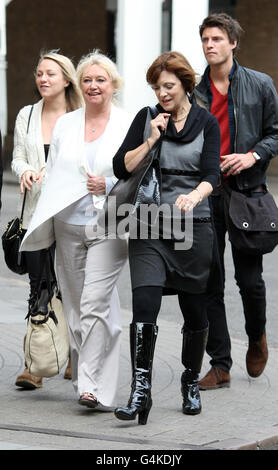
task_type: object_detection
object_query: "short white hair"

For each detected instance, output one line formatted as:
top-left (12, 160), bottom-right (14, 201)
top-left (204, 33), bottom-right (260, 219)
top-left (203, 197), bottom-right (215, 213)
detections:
top-left (76, 49), bottom-right (123, 99)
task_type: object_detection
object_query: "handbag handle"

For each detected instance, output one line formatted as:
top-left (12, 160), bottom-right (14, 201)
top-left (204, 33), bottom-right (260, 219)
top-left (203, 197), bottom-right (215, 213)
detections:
top-left (37, 249), bottom-right (57, 298)
top-left (28, 249), bottom-right (59, 325)
top-left (20, 189), bottom-right (27, 221)
top-left (20, 105), bottom-right (34, 222)
top-left (147, 106), bottom-right (165, 159)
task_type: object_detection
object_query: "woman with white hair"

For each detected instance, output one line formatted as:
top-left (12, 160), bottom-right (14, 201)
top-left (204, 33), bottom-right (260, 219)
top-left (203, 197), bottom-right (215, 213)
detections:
top-left (12, 50), bottom-right (83, 390)
top-left (21, 50), bottom-right (133, 410)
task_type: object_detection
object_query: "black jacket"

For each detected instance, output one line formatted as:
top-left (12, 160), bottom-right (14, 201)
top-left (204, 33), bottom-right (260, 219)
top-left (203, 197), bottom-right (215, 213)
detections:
top-left (194, 60), bottom-right (278, 190)
top-left (0, 130), bottom-right (2, 210)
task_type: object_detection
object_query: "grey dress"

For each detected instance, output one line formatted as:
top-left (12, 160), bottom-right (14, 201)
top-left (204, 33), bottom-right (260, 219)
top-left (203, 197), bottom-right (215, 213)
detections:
top-left (113, 101), bottom-right (221, 294)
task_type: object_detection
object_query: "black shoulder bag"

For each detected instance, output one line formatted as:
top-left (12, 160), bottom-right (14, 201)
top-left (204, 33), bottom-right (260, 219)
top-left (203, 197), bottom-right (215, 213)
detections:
top-left (222, 178), bottom-right (278, 255)
top-left (2, 105), bottom-right (34, 274)
top-left (102, 106), bottom-right (163, 232)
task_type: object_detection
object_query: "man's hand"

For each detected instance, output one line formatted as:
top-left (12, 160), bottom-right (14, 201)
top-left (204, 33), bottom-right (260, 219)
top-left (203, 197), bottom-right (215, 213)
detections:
top-left (220, 152), bottom-right (256, 176)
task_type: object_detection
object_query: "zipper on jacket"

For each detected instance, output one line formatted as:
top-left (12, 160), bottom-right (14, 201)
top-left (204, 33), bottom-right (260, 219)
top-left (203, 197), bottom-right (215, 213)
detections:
top-left (230, 85), bottom-right (237, 153)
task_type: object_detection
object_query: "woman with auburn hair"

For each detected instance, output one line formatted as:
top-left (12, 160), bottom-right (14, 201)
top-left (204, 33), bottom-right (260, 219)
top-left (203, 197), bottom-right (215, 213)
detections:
top-left (21, 50), bottom-right (133, 410)
top-left (113, 51), bottom-right (221, 424)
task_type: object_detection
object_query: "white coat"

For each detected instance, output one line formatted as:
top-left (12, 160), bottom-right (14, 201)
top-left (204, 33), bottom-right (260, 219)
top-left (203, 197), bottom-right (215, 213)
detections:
top-left (21, 104), bottom-right (133, 251)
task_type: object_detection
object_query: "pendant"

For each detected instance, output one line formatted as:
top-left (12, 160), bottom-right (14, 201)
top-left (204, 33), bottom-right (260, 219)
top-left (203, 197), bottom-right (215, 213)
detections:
top-left (91, 127), bottom-right (96, 133)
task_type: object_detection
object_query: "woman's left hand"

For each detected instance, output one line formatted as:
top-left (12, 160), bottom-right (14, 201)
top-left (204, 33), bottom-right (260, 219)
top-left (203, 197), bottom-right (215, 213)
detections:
top-left (87, 173), bottom-right (106, 195)
top-left (175, 192), bottom-right (199, 213)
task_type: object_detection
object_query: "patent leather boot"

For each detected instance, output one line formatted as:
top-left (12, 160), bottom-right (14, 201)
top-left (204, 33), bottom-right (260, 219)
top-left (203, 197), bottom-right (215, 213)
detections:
top-left (114, 323), bottom-right (158, 425)
top-left (181, 325), bottom-right (208, 415)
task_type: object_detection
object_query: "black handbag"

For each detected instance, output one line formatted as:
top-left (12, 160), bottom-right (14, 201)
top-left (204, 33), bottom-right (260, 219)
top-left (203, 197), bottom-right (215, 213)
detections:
top-left (2, 188), bottom-right (27, 274)
top-left (1, 105), bottom-right (33, 274)
top-left (102, 107), bottom-right (163, 232)
top-left (222, 181), bottom-right (278, 255)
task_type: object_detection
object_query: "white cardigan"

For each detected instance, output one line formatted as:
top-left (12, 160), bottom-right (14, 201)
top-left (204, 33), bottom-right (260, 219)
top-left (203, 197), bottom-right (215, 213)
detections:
top-left (12, 99), bottom-right (47, 228)
top-left (21, 104), bottom-right (133, 252)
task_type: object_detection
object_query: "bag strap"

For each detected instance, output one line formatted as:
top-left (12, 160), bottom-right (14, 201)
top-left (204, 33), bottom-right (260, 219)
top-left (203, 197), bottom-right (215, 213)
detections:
top-left (27, 105), bottom-right (34, 133)
top-left (20, 105), bottom-right (34, 220)
top-left (147, 106), bottom-right (165, 156)
top-left (19, 189), bottom-right (27, 220)
top-left (32, 250), bottom-right (56, 303)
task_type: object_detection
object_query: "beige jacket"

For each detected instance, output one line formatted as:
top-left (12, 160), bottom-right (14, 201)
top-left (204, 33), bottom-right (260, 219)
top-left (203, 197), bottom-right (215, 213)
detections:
top-left (11, 99), bottom-right (47, 228)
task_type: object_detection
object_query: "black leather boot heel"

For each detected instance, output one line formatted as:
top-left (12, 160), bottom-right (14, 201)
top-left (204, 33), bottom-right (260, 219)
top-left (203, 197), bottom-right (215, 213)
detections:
top-left (181, 325), bottom-right (208, 415)
top-left (115, 323), bottom-right (158, 425)
top-left (138, 398), bottom-right (152, 425)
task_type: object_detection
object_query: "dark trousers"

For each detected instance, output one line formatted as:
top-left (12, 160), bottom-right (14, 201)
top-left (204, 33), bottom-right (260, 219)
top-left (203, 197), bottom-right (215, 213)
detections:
top-left (206, 194), bottom-right (266, 371)
top-left (132, 286), bottom-right (208, 331)
top-left (22, 235), bottom-right (56, 295)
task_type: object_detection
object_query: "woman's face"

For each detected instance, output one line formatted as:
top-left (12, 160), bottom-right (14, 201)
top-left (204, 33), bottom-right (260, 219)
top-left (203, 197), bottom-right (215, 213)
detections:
top-left (81, 64), bottom-right (115, 108)
top-left (152, 70), bottom-right (187, 113)
top-left (36, 59), bottom-right (69, 99)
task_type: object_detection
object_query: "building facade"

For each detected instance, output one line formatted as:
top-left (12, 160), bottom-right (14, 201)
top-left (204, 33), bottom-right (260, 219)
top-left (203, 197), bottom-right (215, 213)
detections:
top-left (0, 0), bottom-right (278, 172)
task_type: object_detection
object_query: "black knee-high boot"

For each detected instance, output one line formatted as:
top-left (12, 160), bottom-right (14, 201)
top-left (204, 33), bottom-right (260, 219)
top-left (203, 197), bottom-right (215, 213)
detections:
top-left (181, 325), bottom-right (208, 415)
top-left (114, 322), bottom-right (158, 425)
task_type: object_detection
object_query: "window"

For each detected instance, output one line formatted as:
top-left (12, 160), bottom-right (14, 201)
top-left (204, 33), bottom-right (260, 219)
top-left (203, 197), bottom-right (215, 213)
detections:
top-left (209, 0), bottom-right (236, 16)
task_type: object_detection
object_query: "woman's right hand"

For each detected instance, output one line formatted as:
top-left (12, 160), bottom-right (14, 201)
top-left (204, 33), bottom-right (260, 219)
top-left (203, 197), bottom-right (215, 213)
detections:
top-left (20, 170), bottom-right (37, 193)
top-left (124, 112), bottom-right (170, 173)
top-left (149, 113), bottom-right (170, 144)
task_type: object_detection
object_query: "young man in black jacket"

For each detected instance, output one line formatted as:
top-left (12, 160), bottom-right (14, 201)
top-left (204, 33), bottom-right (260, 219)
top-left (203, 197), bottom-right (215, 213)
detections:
top-left (194, 13), bottom-right (278, 389)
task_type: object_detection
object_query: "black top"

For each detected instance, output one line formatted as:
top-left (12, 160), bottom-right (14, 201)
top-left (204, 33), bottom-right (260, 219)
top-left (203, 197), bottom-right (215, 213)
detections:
top-left (113, 100), bottom-right (220, 188)
top-left (44, 144), bottom-right (50, 161)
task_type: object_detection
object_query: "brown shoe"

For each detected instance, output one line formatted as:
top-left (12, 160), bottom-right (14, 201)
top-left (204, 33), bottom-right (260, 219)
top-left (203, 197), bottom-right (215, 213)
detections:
top-left (15, 369), bottom-right (43, 390)
top-left (64, 357), bottom-right (72, 380)
top-left (246, 332), bottom-right (268, 378)
top-left (198, 366), bottom-right (230, 390)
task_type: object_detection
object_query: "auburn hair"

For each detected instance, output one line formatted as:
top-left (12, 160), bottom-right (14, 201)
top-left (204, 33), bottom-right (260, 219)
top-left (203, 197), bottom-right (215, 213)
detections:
top-left (146, 51), bottom-right (196, 93)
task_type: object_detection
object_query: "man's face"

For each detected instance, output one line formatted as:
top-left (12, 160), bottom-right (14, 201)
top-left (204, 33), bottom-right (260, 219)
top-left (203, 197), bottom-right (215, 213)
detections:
top-left (201, 26), bottom-right (237, 66)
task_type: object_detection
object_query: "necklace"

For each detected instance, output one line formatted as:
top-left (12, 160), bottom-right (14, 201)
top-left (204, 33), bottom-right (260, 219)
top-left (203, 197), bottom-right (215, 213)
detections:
top-left (172, 113), bottom-right (188, 123)
top-left (172, 104), bottom-right (191, 123)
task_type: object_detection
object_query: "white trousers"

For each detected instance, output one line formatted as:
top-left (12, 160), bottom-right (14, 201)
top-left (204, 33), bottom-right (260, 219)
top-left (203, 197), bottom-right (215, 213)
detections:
top-left (54, 219), bottom-right (127, 408)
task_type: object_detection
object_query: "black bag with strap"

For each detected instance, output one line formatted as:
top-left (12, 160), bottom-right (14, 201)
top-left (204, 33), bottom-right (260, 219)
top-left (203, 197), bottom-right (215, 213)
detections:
top-left (222, 181), bottom-right (278, 255)
top-left (102, 106), bottom-right (163, 232)
top-left (2, 188), bottom-right (28, 274)
top-left (2, 105), bottom-right (34, 274)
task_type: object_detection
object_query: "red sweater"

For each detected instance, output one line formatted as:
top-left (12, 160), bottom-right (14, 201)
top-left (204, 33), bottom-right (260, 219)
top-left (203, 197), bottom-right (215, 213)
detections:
top-left (210, 78), bottom-right (230, 162)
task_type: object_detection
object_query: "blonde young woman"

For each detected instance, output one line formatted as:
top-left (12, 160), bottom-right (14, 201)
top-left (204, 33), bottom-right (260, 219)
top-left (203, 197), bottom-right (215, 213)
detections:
top-left (21, 51), bottom-right (133, 410)
top-left (12, 51), bottom-right (83, 390)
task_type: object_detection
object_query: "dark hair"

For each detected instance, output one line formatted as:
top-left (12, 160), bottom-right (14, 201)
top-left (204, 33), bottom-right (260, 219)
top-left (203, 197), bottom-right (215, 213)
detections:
top-left (146, 51), bottom-right (196, 94)
top-left (199, 13), bottom-right (244, 55)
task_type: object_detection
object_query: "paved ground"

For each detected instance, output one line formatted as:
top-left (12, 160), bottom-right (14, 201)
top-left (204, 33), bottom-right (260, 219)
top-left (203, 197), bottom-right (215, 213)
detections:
top-left (1, 308), bottom-right (278, 452)
top-left (1, 172), bottom-right (278, 453)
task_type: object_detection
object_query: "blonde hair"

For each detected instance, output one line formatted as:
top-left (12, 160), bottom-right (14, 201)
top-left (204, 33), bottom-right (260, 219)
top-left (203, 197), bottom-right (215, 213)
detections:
top-left (76, 49), bottom-right (123, 101)
top-left (37, 50), bottom-right (84, 111)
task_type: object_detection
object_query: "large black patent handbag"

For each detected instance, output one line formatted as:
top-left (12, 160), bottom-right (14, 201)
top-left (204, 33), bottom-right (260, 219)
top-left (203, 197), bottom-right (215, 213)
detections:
top-left (103, 107), bottom-right (163, 229)
top-left (2, 188), bottom-right (27, 274)
top-left (222, 181), bottom-right (278, 255)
